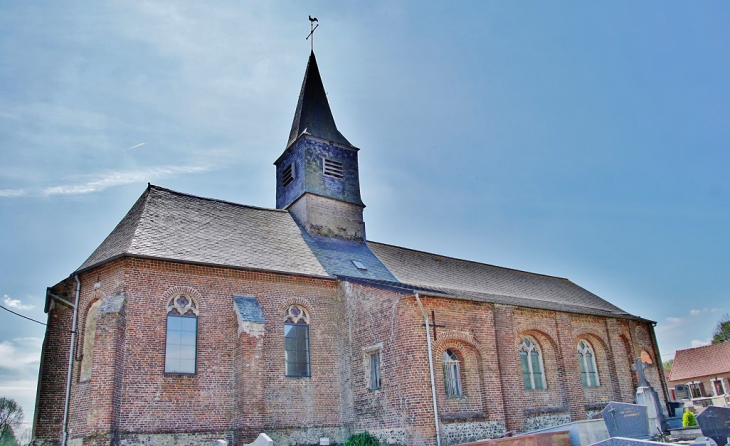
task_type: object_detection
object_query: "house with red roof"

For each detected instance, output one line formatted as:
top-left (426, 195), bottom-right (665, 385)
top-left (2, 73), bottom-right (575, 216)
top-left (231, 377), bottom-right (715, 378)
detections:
top-left (668, 342), bottom-right (730, 408)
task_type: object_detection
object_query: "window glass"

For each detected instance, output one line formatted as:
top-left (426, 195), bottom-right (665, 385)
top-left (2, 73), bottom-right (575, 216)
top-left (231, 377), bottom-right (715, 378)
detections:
top-left (443, 349), bottom-right (463, 398)
top-left (519, 337), bottom-right (546, 390)
top-left (284, 305), bottom-right (311, 377)
top-left (369, 351), bottom-right (381, 390)
top-left (165, 294), bottom-right (199, 374)
top-left (577, 340), bottom-right (600, 387)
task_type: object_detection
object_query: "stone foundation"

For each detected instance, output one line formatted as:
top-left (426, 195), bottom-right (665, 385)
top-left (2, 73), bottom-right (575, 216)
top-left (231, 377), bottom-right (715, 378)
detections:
top-left (523, 413), bottom-right (571, 432)
top-left (442, 421), bottom-right (506, 445)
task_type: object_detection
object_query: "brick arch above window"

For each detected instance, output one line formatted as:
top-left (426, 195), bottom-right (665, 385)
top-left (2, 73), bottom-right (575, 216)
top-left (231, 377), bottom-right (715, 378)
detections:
top-left (574, 331), bottom-right (610, 352)
top-left (162, 286), bottom-right (203, 312)
top-left (279, 297), bottom-right (316, 319)
top-left (517, 329), bottom-right (558, 350)
top-left (434, 330), bottom-right (482, 353)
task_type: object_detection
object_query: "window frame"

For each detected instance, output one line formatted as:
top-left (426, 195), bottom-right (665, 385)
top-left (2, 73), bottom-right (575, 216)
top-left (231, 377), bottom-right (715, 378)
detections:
top-left (519, 336), bottom-right (547, 390)
top-left (577, 339), bottom-right (600, 387)
top-left (164, 313), bottom-right (199, 375)
top-left (284, 305), bottom-right (311, 378)
top-left (443, 349), bottom-right (464, 398)
top-left (368, 350), bottom-right (382, 390)
top-left (164, 294), bottom-right (199, 376)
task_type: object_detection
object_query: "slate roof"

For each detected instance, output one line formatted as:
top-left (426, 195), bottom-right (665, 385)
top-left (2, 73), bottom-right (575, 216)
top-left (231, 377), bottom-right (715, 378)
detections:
top-left (668, 342), bottom-right (730, 382)
top-left (78, 185), bottom-right (329, 278)
top-left (287, 51), bottom-right (351, 148)
top-left (233, 295), bottom-right (266, 324)
top-left (79, 185), bottom-right (641, 320)
top-left (367, 241), bottom-right (636, 319)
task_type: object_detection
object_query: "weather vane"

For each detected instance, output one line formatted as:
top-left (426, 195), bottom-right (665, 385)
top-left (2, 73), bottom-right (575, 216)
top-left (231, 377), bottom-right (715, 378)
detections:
top-left (306, 15), bottom-right (319, 52)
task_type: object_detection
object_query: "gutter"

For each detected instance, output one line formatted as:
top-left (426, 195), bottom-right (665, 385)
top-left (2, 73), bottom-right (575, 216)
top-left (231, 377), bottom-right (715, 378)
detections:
top-left (414, 293), bottom-right (441, 446)
top-left (61, 275), bottom-right (81, 446)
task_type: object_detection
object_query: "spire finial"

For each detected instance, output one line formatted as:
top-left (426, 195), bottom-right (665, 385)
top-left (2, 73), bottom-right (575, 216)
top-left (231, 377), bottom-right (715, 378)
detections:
top-left (306, 16), bottom-right (319, 52)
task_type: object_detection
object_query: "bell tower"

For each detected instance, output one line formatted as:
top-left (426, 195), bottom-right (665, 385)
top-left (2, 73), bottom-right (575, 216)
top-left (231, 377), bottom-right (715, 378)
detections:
top-left (275, 51), bottom-right (365, 242)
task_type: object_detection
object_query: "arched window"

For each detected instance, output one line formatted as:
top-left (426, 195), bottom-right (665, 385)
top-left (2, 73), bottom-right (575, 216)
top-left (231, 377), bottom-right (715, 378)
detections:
top-left (165, 294), bottom-right (198, 374)
top-left (443, 349), bottom-right (463, 398)
top-left (519, 337), bottom-right (546, 390)
top-left (577, 339), bottom-right (600, 387)
top-left (284, 305), bottom-right (310, 377)
top-left (80, 300), bottom-right (101, 382)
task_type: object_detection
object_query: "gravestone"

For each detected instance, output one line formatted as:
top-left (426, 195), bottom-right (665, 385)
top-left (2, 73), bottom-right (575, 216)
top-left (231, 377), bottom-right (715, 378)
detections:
top-left (691, 437), bottom-right (719, 446)
top-left (592, 438), bottom-right (674, 446)
top-left (601, 402), bottom-right (650, 440)
top-left (631, 358), bottom-right (665, 435)
top-left (676, 384), bottom-right (690, 400)
top-left (697, 406), bottom-right (730, 446)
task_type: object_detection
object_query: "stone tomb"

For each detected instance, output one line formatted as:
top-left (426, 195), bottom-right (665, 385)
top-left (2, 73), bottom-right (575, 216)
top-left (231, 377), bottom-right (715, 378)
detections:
top-left (697, 406), bottom-right (730, 446)
top-left (601, 402), bottom-right (650, 440)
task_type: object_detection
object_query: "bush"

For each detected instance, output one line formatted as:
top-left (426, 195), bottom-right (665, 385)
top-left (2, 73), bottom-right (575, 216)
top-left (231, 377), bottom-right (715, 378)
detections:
top-left (683, 409), bottom-right (698, 427)
top-left (344, 431), bottom-right (380, 446)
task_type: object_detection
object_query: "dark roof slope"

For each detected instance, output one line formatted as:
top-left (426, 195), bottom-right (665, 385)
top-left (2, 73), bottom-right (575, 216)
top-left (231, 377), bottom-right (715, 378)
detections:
top-left (78, 185), bottom-right (329, 278)
top-left (368, 241), bottom-right (636, 319)
top-left (287, 51), bottom-right (351, 148)
top-left (79, 185), bottom-right (640, 319)
top-left (669, 342), bottom-right (730, 382)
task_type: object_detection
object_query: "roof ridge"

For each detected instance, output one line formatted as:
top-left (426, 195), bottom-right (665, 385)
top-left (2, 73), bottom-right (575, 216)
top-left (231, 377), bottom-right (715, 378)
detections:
top-left (148, 184), bottom-right (288, 213)
top-left (368, 240), bottom-right (570, 281)
top-left (675, 341), bottom-right (730, 354)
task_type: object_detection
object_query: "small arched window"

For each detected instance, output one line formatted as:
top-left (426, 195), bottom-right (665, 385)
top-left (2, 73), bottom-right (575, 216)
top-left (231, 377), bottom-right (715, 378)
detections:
top-left (443, 349), bottom-right (463, 398)
top-left (165, 294), bottom-right (198, 374)
top-left (577, 339), bottom-right (600, 387)
top-left (284, 305), bottom-right (310, 377)
top-left (80, 300), bottom-right (101, 382)
top-left (519, 337), bottom-right (546, 390)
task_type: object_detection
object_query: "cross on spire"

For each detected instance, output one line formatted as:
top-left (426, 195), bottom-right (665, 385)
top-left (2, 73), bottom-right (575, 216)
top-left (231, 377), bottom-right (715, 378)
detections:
top-left (306, 16), bottom-right (319, 52)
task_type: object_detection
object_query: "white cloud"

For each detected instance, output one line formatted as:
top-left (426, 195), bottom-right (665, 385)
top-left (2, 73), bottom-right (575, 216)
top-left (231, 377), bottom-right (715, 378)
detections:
top-left (3, 296), bottom-right (35, 311)
top-left (711, 308), bottom-right (726, 313)
top-left (41, 164), bottom-right (211, 196)
top-left (690, 309), bottom-right (701, 316)
top-left (0, 164), bottom-right (213, 198)
top-left (691, 339), bottom-right (711, 348)
top-left (0, 338), bottom-right (43, 371)
top-left (665, 317), bottom-right (682, 323)
top-left (0, 189), bottom-right (27, 197)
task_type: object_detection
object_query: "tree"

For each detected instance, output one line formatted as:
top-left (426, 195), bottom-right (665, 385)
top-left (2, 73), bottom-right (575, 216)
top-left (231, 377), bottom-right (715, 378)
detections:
top-left (662, 359), bottom-right (673, 372)
top-left (683, 409), bottom-right (698, 427)
top-left (0, 398), bottom-right (23, 444)
top-left (712, 313), bottom-right (730, 345)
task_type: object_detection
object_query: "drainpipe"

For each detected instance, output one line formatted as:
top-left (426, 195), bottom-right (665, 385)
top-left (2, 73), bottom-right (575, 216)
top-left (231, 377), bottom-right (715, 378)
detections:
top-left (61, 275), bottom-right (81, 446)
top-left (414, 293), bottom-right (441, 446)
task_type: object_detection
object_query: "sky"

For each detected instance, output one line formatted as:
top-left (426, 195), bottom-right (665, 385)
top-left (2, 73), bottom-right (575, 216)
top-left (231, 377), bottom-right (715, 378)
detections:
top-left (1, 1), bottom-right (729, 430)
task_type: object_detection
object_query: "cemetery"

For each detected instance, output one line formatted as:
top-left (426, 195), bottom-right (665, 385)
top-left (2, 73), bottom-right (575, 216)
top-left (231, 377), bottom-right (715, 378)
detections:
top-left (443, 357), bottom-right (730, 446)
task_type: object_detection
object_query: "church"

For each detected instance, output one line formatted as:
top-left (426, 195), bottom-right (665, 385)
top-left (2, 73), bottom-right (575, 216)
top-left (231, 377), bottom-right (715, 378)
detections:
top-left (32, 50), bottom-right (669, 446)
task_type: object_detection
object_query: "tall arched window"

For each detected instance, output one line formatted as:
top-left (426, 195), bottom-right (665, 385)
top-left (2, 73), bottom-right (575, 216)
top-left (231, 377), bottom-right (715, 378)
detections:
top-left (443, 349), bottom-right (463, 398)
top-left (284, 305), bottom-right (310, 377)
top-left (577, 339), bottom-right (600, 387)
top-left (519, 337), bottom-right (546, 390)
top-left (165, 294), bottom-right (198, 374)
top-left (80, 300), bottom-right (101, 382)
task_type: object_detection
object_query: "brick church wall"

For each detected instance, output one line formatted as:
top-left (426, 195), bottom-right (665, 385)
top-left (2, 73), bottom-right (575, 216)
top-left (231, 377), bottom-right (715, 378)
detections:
top-left (33, 257), bottom-right (663, 446)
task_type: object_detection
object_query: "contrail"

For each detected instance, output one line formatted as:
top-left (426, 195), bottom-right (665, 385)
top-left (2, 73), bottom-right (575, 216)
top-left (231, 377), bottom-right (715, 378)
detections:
top-left (126, 142), bottom-right (146, 151)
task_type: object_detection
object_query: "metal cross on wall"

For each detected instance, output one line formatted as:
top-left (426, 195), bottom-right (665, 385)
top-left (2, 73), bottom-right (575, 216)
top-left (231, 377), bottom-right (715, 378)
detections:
top-left (422, 310), bottom-right (446, 340)
top-left (306, 16), bottom-right (319, 52)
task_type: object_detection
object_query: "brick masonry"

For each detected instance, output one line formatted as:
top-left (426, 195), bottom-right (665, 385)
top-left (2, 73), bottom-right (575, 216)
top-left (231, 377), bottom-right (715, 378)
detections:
top-left (33, 257), bottom-right (665, 446)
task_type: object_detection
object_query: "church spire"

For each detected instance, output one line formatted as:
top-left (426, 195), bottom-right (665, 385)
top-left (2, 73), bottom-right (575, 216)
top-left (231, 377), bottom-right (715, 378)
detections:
top-left (287, 51), bottom-right (351, 148)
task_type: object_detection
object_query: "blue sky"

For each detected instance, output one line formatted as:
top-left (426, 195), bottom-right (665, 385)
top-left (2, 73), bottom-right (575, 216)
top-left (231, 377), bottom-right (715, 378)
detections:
top-left (1, 1), bottom-right (729, 428)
